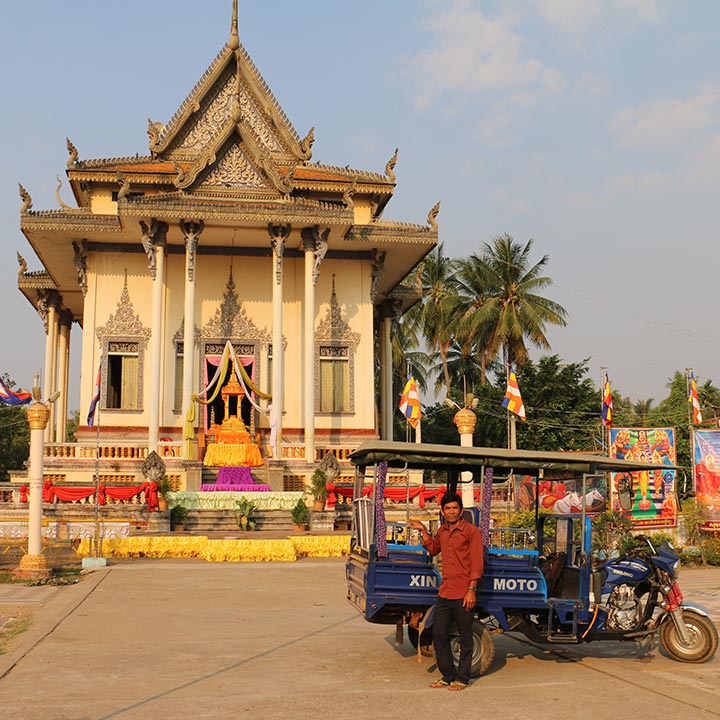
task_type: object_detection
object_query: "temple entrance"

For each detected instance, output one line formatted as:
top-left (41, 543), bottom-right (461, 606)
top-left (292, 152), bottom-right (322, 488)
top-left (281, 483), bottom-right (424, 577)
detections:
top-left (204, 355), bottom-right (253, 431)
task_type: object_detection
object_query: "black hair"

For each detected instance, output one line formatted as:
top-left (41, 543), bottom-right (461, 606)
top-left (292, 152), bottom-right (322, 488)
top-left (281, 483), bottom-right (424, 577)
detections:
top-left (440, 492), bottom-right (463, 509)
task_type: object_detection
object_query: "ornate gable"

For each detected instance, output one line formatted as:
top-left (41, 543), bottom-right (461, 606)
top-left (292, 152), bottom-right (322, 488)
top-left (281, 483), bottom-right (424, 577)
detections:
top-left (201, 270), bottom-right (271, 343)
top-left (96, 276), bottom-right (151, 346)
top-left (196, 138), bottom-right (273, 193)
top-left (147, 1), bottom-right (314, 193)
top-left (316, 277), bottom-right (361, 347)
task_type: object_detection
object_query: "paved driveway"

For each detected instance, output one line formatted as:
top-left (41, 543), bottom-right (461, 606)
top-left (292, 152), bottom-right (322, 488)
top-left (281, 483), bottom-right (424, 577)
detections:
top-left (0, 560), bottom-right (717, 720)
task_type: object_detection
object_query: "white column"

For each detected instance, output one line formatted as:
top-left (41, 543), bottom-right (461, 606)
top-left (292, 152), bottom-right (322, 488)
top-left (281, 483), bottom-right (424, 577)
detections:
top-left (27, 378), bottom-right (48, 557)
top-left (380, 315), bottom-right (393, 440)
top-left (146, 221), bottom-right (168, 452)
top-left (55, 316), bottom-right (70, 442)
top-left (180, 221), bottom-right (203, 460)
top-left (269, 224), bottom-right (290, 461)
top-left (302, 228), bottom-right (319, 463)
top-left (43, 299), bottom-right (57, 444)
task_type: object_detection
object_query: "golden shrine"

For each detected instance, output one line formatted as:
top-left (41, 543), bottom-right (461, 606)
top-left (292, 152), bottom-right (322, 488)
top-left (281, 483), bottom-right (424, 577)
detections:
top-left (204, 366), bottom-right (263, 468)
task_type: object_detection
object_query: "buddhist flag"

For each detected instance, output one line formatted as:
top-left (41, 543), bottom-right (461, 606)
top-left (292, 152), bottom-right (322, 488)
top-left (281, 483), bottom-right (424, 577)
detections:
top-left (87, 362), bottom-right (102, 427)
top-left (689, 371), bottom-right (703, 424)
top-left (602, 372), bottom-right (613, 428)
top-left (399, 375), bottom-right (422, 429)
top-left (502, 371), bottom-right (526, 421)
top-left (0, 376), bottom-right (32, 406)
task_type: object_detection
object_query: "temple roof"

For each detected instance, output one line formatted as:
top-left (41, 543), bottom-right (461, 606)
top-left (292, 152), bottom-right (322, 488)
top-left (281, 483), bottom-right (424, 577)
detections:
top-left (17, 1), bottom-right (437, 321)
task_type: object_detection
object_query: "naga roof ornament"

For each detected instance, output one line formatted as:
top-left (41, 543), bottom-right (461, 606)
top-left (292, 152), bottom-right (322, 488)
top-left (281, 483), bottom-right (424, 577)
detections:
top-left (18, 183), bottom-right (32, 214)
top-left (55, 176), bottom-right (73, 211)
top-left (66, 137), bottom-right (79, 168)
top-left (427, 201), bottom-right (441, 232)
top-left (385, 148), bottom-right (398, 182)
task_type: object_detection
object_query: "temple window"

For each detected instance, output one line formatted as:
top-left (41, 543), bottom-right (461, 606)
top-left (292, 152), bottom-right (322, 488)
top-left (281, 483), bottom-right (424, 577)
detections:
top-left (106, 342), bottom-right (140, 410)
top-left (318, 346), bottom-right (349, 413)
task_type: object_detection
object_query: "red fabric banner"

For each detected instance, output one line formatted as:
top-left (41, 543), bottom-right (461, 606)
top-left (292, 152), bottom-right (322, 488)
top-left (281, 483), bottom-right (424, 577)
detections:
top-left (22, 480), bottom-right (158, 510)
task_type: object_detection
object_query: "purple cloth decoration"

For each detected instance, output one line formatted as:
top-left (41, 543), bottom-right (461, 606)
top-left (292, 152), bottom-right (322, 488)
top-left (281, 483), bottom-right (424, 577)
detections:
top-left (217, 466), bottom-right (254, 485)
top-left (375, 461), bottom-right (388, 558)
top-left (481, 467), bottom-right (493, 548)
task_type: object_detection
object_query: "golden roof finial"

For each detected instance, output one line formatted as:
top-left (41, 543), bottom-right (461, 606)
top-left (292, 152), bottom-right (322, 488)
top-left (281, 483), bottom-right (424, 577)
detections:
top-left (229, 0), bottom-right (239, 49)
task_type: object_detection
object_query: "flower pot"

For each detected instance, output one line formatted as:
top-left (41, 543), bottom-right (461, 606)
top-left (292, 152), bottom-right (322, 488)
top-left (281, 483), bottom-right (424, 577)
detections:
top-left (158, 498), bottom-right (168, 511)
top-left (172, 524), bottom-right (185, 532)
top-left (293, 523), bottom-right (308, 532)
top-left (313, 499), bottom-right (325, 512)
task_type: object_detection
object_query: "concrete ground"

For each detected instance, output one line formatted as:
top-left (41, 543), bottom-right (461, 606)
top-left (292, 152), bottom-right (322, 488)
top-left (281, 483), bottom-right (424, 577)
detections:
top-left (0, 560), bottom-right (717, 720)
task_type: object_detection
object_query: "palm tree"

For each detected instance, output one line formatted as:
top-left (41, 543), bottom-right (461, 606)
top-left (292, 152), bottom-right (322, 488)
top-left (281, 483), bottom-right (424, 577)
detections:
top-left (633, 398), bottom-right (654, 425)
top-left (458, 234), bottom-right (567, 372)
top-left (402, 244), bottom-right (457, 394)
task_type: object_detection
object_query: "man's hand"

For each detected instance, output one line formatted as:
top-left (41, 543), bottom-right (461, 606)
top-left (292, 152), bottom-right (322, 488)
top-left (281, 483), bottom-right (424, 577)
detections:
top-left (463, 588), bottom-right (476, 611)
top-left (407, 519), bottom-right (426, 531)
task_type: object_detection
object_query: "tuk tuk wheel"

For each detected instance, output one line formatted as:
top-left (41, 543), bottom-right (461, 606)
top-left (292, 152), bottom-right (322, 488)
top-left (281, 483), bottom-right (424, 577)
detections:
top-left (407, 626), bottom-right (434, 657)
top-left (659, 610), bottom-right (718, 663)
top-left (450, 621), bottom-right (495, 677)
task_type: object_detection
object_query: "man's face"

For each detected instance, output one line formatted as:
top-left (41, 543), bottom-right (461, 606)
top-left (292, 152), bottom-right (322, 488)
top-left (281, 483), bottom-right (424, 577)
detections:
top-left (442, 501), bottom-right (462, 524)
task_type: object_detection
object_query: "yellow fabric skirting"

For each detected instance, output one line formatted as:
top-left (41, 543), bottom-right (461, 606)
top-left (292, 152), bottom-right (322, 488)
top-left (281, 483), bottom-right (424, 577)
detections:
top-left (76, 535), bottom-right (351, 563)
top-left (203, 443), bottom-right (264, 467)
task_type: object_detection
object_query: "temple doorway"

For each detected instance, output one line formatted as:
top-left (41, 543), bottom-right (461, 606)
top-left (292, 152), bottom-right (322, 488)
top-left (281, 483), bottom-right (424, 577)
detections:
top-left (204, 355), bottom-right (254, 431)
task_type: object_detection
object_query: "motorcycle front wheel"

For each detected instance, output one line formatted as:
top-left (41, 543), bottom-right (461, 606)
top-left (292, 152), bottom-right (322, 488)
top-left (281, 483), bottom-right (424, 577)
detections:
top-left (450, 621), bottom-right (495, 677)
top-left (659, 609), bottom-right (718, 663)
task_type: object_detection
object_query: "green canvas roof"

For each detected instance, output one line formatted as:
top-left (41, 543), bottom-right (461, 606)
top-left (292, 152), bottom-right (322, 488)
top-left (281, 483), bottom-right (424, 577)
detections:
top-left (348, 441), bottom-right (675, 475)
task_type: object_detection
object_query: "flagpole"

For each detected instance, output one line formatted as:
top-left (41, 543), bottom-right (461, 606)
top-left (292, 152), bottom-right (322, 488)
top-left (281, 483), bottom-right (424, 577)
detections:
top-left (600, 366), bottom-right (607, 453)
top-left (687, 368), bottom-right (696, 500)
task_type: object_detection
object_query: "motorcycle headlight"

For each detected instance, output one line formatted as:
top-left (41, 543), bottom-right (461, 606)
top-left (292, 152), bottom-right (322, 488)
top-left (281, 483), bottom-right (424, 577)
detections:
top-left (672, 559), bottom-right (680, 578)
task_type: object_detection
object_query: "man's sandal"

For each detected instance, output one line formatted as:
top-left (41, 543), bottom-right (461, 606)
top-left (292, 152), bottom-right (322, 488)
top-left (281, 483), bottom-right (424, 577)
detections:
top-left (429, 679), bottom-right (450, 688)
top-left (448, 681), bottom-right (468, 691)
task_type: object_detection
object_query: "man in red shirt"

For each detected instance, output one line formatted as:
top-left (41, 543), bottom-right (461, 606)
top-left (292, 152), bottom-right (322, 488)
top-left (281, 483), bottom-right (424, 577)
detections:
top-left (409, 492), bottom-right (484, 691)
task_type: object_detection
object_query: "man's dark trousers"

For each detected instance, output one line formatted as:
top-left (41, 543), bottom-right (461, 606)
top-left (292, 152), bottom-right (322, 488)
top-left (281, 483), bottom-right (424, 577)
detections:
top-left (432, 596), bottom-right (474, 684)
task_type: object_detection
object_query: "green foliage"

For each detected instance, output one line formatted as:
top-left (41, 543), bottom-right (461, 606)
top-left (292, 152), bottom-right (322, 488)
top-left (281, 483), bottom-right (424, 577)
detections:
top-left (235, 497), bottom-right (259, 530)
top-left (702, 535), bottom-right (720, 565)
top-left (506, 509), bottom-right (546, 529)
top-left (310, 469), bottom-right (328, 500)
top-left (291, 497), bottom-right (309, 526)
top-left (0, 375), bottom-right (30, 482)
top-left (155, 475), bottom-right (173, 499)
top-left (170, 505), bottom-right (189, 525)
top-left (591, 510), bottom-right (634, 557)
top-left (65, 410), bottom-right (79, 443)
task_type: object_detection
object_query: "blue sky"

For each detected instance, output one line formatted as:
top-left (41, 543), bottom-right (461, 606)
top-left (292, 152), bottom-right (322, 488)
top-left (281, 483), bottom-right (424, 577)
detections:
top-left (2, 0), bottom-right (719, 412)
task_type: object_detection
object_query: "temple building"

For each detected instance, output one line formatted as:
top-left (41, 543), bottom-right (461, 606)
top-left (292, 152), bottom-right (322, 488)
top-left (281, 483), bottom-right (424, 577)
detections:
top-left (15, 2), bottom-right (438, 492)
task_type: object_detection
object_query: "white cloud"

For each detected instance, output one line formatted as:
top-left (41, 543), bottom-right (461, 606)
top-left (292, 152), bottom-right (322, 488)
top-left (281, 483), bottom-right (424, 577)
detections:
top-left (491, 187), bottom-right (530, 213)
top-left (610, 86), bottom-right (720, 148)
top-left (615, 0), bottom-right (663, 24)
top-left (532, 0), bottom-right (602, 34)
top-left (407, 1), bottom-right (564, 109)
top-left (575, 72), bottom-right (609, 96)
top-left (534, 0), bottom-right (663, 34)
top-left (606, 171), bottom-right (673, 196)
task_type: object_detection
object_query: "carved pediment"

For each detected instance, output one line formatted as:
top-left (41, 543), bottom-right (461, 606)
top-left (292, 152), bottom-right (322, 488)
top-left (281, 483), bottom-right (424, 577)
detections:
top-left (201, 271), bottom-right (271, 343)
top-left (198, 139), bottom-right (272, 191)
top-left (316, 278), bottom-right (360, 347)
top-left (96, 276), bottom-right (151, 346)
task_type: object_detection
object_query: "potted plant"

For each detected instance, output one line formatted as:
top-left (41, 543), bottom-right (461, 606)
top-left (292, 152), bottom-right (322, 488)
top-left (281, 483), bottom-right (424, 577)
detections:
top-left (156, 475), bottom-right (173, 511)
top-left (291, 497), bottom-right (309, 531)
top-left (310, 468), bottom-right (328, 512)
top-left (235, 497), bottom-right (259, 531)
top-left (170, 504), bottom-right (189, 531)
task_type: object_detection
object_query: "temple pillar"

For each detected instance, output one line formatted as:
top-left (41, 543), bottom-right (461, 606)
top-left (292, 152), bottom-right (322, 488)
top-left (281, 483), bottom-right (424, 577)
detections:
top-left (16, 375), bottom-right (51, 579)
top-left (55, 311), bottom-right (72, 443)
top-left (180, 220), bottom-right (204, 459)
top-left (269, 224), bottom-right (291, 461)
top-left (41, 293), bottom-right (58, 444)
top-left (143, 220), bottom-right (168, 451)
top-left (380, 314), bottom-right (393, 440)
top-left (301, 226), bottom-right (328, 463)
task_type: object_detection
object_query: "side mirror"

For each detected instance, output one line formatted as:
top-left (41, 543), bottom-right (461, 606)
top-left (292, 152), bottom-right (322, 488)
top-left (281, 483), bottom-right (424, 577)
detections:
top-left (616, 475), bottom-right (633, 511)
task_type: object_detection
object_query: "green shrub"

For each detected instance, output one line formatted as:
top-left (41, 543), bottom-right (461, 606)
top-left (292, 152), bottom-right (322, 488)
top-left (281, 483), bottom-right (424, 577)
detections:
top-left (291, 497), bottom-right (309, 526)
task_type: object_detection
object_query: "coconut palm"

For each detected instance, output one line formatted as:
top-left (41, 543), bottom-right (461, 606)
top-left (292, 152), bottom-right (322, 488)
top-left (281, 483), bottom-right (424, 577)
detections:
top-left (402, 244), bottom-right (457, 393)
top-left (633, 398), bottom-right (654, 425)
top-left (457, 234), bottom-right (567, 372)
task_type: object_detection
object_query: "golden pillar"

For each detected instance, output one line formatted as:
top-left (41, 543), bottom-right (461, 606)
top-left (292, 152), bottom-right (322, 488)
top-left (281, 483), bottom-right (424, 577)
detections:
top-left (453, 399), bottom-right (477, 508)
